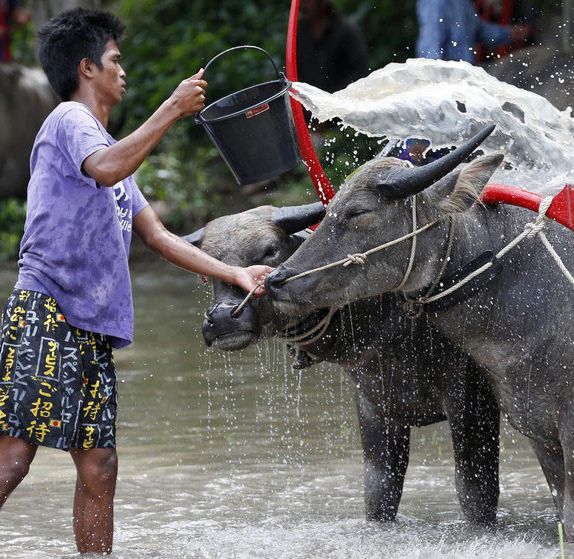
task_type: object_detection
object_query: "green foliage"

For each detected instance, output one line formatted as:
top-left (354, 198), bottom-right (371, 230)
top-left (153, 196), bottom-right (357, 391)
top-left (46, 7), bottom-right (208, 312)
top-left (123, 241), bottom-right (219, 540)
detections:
top-left (119, 0), bottom-right (290, 134)
top-left (0, 199), bottom-right (26, 262)
top-left (9, 21), bottom-right (35, 65)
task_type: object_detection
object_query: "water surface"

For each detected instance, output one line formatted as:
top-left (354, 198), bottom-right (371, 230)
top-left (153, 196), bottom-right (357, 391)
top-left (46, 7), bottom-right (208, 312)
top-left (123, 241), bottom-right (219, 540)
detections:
top-left (0, 263), bottom-right (566, 558)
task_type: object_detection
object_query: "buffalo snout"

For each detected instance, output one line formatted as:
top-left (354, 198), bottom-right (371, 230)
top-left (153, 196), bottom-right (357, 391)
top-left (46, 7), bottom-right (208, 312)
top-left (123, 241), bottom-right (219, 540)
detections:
top-left (265, 267), bottom-right (291, 299)
top-left (202, 301), bottom-right (261, 351)
top-left (265, 266), bottom-right (317, 315)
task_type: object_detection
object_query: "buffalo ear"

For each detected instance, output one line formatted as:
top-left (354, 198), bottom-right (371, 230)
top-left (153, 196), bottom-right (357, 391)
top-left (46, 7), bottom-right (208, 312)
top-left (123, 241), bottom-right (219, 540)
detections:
top-left (272, 202), bottom-right (326, 234)
top-left (429, 153), bottom-right (504, 216)
top-left (182, 227), bottom-right (205, 247)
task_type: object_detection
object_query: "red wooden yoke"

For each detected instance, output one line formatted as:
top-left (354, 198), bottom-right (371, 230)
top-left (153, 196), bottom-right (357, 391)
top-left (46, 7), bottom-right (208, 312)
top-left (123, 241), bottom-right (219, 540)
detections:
top-left (482, 184), bottom-right (574, 232)
top-left (286, 0), bottom-right (335, 206)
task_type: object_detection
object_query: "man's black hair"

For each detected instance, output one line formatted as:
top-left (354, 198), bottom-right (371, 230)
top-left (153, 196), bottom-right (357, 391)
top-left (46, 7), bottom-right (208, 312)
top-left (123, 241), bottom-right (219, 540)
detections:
top-left (38, 8), bottom-right (125, 101)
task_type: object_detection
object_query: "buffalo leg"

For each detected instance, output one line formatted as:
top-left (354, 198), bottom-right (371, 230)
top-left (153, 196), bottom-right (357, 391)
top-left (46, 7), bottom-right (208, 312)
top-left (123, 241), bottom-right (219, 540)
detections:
top-left (529, 438), bottom-right (564, 520)
top-left (355, 391), bottom-right (410, 521)
top-left (561, 430), bottom-right (574, 541)
top-left (444, 362), bottom-right (500, 525)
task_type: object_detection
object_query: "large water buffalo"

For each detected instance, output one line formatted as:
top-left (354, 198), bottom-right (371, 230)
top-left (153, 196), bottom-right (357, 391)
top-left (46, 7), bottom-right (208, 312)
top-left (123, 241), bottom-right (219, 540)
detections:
top-left (185, 203), bottom-right (500, 524)
top-left (266, 126), bottom-right (574, 537)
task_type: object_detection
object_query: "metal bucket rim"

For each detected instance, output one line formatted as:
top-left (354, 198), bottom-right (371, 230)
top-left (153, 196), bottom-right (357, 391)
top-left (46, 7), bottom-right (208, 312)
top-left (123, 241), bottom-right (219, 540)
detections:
top-left (196, 76), bottom-right (292, 125)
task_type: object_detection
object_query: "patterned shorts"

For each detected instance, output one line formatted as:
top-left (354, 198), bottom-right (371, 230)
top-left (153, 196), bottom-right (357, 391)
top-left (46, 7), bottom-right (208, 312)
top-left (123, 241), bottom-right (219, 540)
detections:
top-left (0, 290), bottom-right (117, 451)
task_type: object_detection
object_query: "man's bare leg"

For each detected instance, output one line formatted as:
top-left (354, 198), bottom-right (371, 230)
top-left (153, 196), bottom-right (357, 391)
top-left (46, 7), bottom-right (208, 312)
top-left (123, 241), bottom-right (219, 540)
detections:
top-left (70, 447), bottom-right (118, 554)
top-left (0, 435), bottom-right (37, 507)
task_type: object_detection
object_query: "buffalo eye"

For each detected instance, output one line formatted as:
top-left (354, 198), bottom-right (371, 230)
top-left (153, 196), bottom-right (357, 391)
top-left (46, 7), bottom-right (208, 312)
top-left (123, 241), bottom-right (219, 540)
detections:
top-left (254, 243), bottom-right (280, 264)
top-left (346, 208), bottom-right (372, 219)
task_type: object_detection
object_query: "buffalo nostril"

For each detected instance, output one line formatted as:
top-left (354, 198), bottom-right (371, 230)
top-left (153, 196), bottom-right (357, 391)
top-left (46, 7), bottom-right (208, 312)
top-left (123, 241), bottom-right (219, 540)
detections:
top-left (230, 305), bottom-right (243, 318)
top-left (266, 269), bottom-right (288, 291)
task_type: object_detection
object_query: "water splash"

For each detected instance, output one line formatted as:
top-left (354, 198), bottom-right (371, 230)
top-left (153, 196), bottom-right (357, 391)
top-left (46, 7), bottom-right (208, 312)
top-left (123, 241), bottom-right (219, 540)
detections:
top-left (292, 58), bottom-right (574, 195)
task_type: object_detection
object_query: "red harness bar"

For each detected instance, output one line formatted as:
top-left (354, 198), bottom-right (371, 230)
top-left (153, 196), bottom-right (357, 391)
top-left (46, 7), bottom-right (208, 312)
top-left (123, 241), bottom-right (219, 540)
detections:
top-left (286, 0), bottom-right (335, 206)
top-left (482, 183), bottom-right (574, 232)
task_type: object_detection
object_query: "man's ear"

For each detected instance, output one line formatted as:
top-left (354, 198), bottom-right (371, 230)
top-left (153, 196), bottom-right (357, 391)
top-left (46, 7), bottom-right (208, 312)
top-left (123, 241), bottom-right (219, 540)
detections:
top-left (79, 57), bottom-right (95, 79)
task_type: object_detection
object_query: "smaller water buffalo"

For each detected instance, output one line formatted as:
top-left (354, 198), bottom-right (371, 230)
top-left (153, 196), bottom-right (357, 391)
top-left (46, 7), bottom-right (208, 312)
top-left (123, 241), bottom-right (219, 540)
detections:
top-left (185, 203), bottom-right (500, 524)
top-left (266, 126), bottom-right (574, 538)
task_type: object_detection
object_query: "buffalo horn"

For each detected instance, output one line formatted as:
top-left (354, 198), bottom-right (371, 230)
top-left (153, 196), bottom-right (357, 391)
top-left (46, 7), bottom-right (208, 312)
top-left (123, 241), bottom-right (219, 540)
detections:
top-left (272, 202), bottom-right (326, 234)
top-left (182, 227), bottom-right (205, 246)
top-left (382, 124), bottom-right (496, 199)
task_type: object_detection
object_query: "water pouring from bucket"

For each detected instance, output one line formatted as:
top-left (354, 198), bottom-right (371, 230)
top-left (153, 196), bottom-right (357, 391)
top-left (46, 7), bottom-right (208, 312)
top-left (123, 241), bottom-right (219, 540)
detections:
top-left (195, 45), bottom-right (301, 186)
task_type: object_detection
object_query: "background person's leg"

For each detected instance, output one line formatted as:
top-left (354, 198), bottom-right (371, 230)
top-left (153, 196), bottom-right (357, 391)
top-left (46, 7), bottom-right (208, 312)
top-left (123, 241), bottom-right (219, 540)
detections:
top-left (0, 435), bottom-right (37, 507)
top-left (70, 447), bottom-right (118, 554)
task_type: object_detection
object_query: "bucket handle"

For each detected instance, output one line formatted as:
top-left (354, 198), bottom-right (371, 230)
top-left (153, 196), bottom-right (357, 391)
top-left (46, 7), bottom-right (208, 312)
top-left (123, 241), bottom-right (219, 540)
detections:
top-left (202, 45), bottom-right (282, 80)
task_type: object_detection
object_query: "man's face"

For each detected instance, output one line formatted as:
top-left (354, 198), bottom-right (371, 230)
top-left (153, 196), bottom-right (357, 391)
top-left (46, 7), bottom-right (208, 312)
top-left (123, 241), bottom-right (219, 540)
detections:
top-left (92, 39), bottom-right (126, 106)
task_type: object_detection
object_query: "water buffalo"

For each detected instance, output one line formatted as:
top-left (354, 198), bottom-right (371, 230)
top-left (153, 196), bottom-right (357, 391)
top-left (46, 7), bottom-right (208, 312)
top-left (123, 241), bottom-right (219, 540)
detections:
top-left (185, 203), bottom-right (500, 524)
top-left (0, 64), bottom-right (57, 199)
top-left (266, 126), bottom-right (574, 537)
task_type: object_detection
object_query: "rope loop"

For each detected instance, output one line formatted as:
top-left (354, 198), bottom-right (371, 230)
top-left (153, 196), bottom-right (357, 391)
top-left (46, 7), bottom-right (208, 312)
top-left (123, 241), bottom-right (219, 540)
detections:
top-left (343, 253), bottom-right (368, 267)
top-left (525, 219), bottom-right (546, 238)
top-left (524, 195), bottom-right (553, 239)
top-left (231, 284), bottom-right (261, 317)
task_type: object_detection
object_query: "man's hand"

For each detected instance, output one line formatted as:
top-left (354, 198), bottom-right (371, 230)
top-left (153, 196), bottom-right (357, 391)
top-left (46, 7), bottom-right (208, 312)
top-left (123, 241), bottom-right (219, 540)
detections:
top-left (169, 69), bottom-right (208, 118)
top-left (231, 265), bottom-right (274, 297)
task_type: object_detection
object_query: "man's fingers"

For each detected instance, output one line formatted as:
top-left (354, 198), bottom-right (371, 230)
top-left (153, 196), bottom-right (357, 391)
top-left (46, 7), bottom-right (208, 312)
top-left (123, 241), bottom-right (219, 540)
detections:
top-left (252, 282), bottom-right (267, 298)
top-left (184, 79), bottom-right (207, 90)
top-left (190, 68), bottom-right (205, 80)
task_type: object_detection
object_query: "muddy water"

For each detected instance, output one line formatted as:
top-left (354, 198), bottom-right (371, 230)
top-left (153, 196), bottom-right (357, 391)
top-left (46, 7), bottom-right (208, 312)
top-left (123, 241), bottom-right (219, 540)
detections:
top-left (0, 262), bottom-right (567, 558)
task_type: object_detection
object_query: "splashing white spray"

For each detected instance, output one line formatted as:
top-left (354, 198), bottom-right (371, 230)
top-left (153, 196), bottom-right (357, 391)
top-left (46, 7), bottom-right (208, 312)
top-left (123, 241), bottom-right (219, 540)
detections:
top-left (292, 58), bottom-right (574, 195)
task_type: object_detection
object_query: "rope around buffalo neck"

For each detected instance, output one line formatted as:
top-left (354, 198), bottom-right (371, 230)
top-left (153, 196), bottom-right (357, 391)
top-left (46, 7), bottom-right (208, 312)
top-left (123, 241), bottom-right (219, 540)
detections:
top-left (394, 196), bottom-right (420, 291)
top-left (417, 194), bottom-right (574, 306)
top-left (278, 307), bottom-right (338, 345)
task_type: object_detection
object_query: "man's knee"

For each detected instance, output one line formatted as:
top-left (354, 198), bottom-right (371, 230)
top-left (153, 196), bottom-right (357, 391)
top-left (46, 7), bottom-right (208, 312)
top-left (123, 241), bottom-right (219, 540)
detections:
top-left (74, 449), bottom-right (118, 494)
top-left (0, 436), bottom-right (36, 493)
top-left (0, 456), bottom-right (32, 486)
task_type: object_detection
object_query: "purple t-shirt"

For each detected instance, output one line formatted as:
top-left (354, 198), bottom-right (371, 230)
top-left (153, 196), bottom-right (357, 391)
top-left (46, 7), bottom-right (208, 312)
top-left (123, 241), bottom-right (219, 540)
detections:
top-left (16, 102), bottom-right (148, 348)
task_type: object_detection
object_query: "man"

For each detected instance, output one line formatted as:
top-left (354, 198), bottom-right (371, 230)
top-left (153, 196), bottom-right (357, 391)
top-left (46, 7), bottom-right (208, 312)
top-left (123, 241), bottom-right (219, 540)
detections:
top-left (0, 8), bottom-right (271, 554)
top-left (416, 0), bottom-right (530, 64)
top-left (297, 0), bottom-right (369, 93)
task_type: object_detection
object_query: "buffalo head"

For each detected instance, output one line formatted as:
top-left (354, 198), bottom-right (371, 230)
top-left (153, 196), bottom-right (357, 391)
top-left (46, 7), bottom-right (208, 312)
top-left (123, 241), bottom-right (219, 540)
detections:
top-left (266, 126), bottom-right (503, 312)
top-left (184, 203), bottom-right (325, 350)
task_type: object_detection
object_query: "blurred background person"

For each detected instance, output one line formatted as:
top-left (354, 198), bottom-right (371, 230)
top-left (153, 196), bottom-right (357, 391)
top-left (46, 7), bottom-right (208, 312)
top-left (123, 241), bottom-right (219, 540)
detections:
top-left (297, 0), bottom-right (369, 93)
top-left (416, 0), bottom-right (531, 64)
top-left (474, 0), bottom-right (541, 61)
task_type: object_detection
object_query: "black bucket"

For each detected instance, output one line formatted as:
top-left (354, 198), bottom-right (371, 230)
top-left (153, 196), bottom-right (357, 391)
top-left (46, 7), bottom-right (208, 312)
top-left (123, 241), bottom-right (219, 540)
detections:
top-left (195, 45), bottom-right (301, 185)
